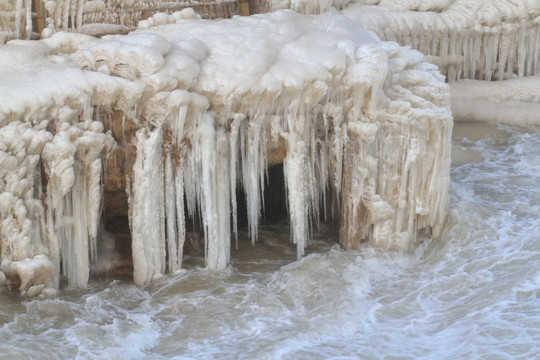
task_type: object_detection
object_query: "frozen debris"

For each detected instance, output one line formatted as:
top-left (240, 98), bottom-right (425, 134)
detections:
top-left (0, 10), bottom-right (452, 294)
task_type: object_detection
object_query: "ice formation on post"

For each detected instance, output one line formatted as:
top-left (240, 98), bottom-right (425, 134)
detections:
top-left (0, 9), bottom-right (452, 295)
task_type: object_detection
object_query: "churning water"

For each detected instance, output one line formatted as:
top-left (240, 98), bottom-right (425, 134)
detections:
top-left (1, 123), bottom-right (539, 359)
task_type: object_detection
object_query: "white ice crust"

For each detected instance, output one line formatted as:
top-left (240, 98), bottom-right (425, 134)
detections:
top-left (0, 9), bottom-right (452, 295)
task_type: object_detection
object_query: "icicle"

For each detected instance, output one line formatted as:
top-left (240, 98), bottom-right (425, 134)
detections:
top-left (282, 103), bottom-right (312, 259)
top-left (174, 160), bottom-right (186, 271)
top-left (62, 0), bottom-right (69, 30)
top-left (76, 0), bottom-right (84, 30)
top-left (338, 122), bottom-right (378, 250)
top-left (63, 174), bottom-right (90, 288)
top-left (228, 113), bottom-right (245, 247)
top-left (241, 115), bottom-right (266, 244)
top-left (15, 0), bottom-right (22, 38)
top-left (164, 148), bottom-right (179, 273)
top-left (195, 115), bottom-right (230, 270)
top-left (69, 0), bottom-right (77, 30)
top-left (517, 25), bottom-right (527, 78)
top-left (24, 0), bottom-right (32, 39)
top-left (214, 126), bottom-right (231, 269)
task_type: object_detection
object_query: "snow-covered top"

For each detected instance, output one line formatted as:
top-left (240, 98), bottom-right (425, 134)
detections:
top-left (66, 9), bottom-right (397, 125)
top-left (344, 0), bottom-right (540, 36)
top-left (0, 38), bottom-right (142, 128)
top-left (135, 10), bottom-right (376, 105)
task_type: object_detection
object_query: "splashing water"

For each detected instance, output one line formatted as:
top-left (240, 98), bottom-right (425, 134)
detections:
top-left (1, 123), bottom-right (539, 359)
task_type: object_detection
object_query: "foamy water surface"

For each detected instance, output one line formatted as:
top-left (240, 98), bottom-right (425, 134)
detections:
top-left (1, 123), bottom-right (539, 359)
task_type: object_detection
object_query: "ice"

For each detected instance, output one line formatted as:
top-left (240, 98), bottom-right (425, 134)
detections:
top-left (0, 0), bottom-right (32, 43)
top-left (0, 0), bottom-right (237, 43)
top-left (0, 41), bottom-right (128, 295)
top-left (129, 125), bottom-right (166, 285)
top-left (0, 10), bottom-right (452, 294)
top-left (270, 0), bottom-right (353, 14)
top-left (340, 0), bottom-right (540, 81)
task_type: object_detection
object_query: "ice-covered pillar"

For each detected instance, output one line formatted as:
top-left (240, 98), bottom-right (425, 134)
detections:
top-left (283, 119), bottom-right (310, 258)
top-left (129, 126), bottom-right (167, 286)
top-left (334, 42), bottom-right (452, 253)
top-left (339, 122), bottom-right (379, 250)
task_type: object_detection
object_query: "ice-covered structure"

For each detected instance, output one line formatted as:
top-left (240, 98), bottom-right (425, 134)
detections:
top-left (0, 0), bottom-right (238, 43)
top-left (342, 0), bottom-right (540, 81)
top-left (0, 9), bottom-right (452, 296)
top-left (267, 0), bottom-right (540, 82)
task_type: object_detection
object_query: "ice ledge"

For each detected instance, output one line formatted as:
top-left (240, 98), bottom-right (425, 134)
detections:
top-left (450, 74), bottom-right (540, 124)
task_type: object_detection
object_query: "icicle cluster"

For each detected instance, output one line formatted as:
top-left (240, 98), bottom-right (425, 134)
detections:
top-left (0, 37), bottom-right (138, 296)
top-left (1, 10), bottom-right (452, 294)
top-left (342, 0), bottom-right (540, 81)
top-left (35, 0), bottom-right (238, 38)
top-left (270, 0), bottom-right (352, 14)
top-left (0, 0), bottom-right (33, 43)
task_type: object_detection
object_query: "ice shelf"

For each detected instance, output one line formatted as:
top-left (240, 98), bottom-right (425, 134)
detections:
top-left (450, 74), bottom-right (540, 124)
top-left (0, 9), bottom-right (452, 296)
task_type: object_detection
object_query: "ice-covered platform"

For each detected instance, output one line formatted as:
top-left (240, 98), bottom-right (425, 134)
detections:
top-left (0, 9), bottom-right (452, 296)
